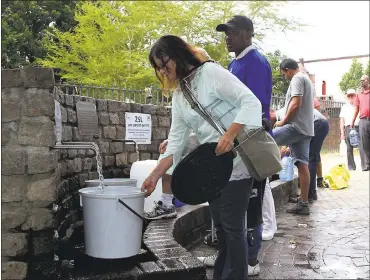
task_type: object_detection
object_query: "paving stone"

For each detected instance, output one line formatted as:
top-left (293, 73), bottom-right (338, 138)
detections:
top-left (190, 154), bottom-right (369, 279)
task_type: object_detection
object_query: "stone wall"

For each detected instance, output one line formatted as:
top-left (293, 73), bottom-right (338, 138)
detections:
top-left (2, 67), bottom-right (57, 280)
top-left (1, 67), bottom-right (171, 280)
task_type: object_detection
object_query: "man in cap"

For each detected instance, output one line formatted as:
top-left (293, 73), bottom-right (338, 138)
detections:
top-left (351, 75), bottom-right (370, 171)
top-left (340, 88), bottom-right (360, 170)
top-left (197, 15), bottom-right (273, 277)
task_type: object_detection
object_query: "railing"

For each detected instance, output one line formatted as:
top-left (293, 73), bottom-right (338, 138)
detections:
top-left (55, 84), bottom-right (171, 106)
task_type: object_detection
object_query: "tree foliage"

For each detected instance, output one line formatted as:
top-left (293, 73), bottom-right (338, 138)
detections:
top-left (36, 1), bottom-right (302, 88)
top-left (365, 60), bottom-right (370, 77)
top-left (265, 50), bottom-right (290, 96)
top-left (339, 58), bottom-right (364, 92)
top-left (1, 0), bottom-right (77, 69)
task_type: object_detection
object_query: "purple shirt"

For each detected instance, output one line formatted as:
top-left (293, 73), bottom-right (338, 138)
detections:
top-left (228, 49), bottom-right (272, 120)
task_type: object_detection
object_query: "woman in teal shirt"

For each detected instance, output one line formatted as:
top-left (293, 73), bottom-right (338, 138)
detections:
top-left (142, 35), bottom-right (262, 280)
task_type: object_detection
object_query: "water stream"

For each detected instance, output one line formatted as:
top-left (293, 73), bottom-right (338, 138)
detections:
top-left (90, 142), bottom-right (105, 190)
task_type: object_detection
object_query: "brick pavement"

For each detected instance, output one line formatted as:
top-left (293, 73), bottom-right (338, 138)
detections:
top-left (191, 154), bottom-right (370, 279)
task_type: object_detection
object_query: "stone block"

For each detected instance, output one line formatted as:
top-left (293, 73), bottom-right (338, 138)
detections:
top-left (99, 112), bottom-right (109, 126)
top-left (1, 202), bottom-right (28, 230)
top-left (65, 94), bottom-right (74, 107)
top-left (54, 89), bottom-right (65, 104)
top-left (128, 153), bottom-right (138, 163)
top-left (1, 149), bottom-right (26, 175)
top-left (153, 128), bottom-right (167, 140)
top-left (137, 145), bottom-right (147, 151)
top-left (116, 153), bottom-right (128, 166)
top-left (109, 113), bottom-right (120, 125)
top-left (96, 99), bottom-right (107, 111)
top-left (62, 125), bottom-right (73, 142)
top-left (67, 108), bottom-right (77, 123)
top-left (23, 88), bottom-right (54, 117)
top-left (74, 158), bottom-right (83, 173)
top-left (130, 103), bottom-right (142, 113)
top-left (98, 141), bottom-right (110, 154)
top-left (104, 156), bottom-right (115, 167)
top-left (152, 153), bottom-right (160, 160)
top-left (103, 126), bottom-right (116, 139)
top-left (1, 233), bottom-right (28, 257)
top-left (151, 116), bottom-right (158, 127)
top-left (78, 149), bottom-right (86, 157)
top-left (27, 150), bottom-right (56, 174)
top-left (83, 158), bottom-right (93, 171)
top-left (27, 176), bottom-right (56, 204)
top-left (158, 116), bottom-right (171, 127)
top-left (79, 172), bottom-right (89, 188)
top-left (141, 152), bottom-right (151, 160)
top-left (72, 127), bottom-right (82, 141)
top-left (1, 125), bottom-right (10, 146)
top-left (1, 175), bottom-right (27, 202)
top-left (23, 66), bottom-right (55, 89)
top-left (1, 98), bottom-right (21, 122)
top-left (116, 126), bottom-right (125, 139)
top-left (141, 104), bottom-right (156, 114)
top-left (23, 208), bottom-right (54, 231)
top-left (1, 69), bottom-right (24, 88)
top-left (118, 112), bottom-right (126, 125)
top-left (18, 117), bottom-right (56, 147)
top-left (110, 142), bottom-right (123, 153)
top-left (156, 106), bottom-right (169, 115)
top-left (1, 261), bottom-right (28, 280)
top-left (74, 95), bottom-right (95, 106)
top-left (68, 149), bottom-right (77, 159)
top-left (107, 101), bottom-right (130, 112)
top-left (61, 106), bottom-right (68, 123)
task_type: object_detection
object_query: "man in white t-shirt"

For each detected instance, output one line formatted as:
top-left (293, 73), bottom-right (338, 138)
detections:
top-left (339, 88), bottom-right (360, 170)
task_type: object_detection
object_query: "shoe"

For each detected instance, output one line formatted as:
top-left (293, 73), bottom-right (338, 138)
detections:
top-left (286, 201), bottom-right (309, 215)
top-left (262, 231), bottom-right (274, 241)
top-left (197, 254), bottom-right (216, 266)
top-left (308, 192), bottom-right (318, 203)
top-left (363, 167), bottom-right (370, 171)
top-left (197, 255), bottom-right (261, 276)
top-left (144, 201), bottom-right (177, 220)
top-left (317, 178), bottom-right (329, 188)
top-left (248, 261), bottom-right (260, 276)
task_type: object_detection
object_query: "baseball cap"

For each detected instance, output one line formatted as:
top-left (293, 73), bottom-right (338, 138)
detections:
top-left (346, 88), bottom-right (356, 95)
top-left (216, 15), bottom-right (254, 32)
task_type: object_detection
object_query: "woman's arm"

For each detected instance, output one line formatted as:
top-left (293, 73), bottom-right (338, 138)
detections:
top-left (142, 95), bottom-right (190, 196)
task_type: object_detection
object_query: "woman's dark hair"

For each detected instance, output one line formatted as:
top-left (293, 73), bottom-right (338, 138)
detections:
top-left (149, 35), bottom-right (204, 88)
top-left (279, 58), bottom-right (299, 71)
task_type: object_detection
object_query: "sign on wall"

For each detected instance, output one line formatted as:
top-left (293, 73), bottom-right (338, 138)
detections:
top-left (125, 113), bottom-right (152, 144)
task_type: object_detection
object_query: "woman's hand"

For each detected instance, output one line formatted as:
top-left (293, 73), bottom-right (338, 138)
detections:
top-left (216, 133), bottom-right (234, 156)
top-left (159, 139), bottom-right (169, 154)
top-left (141, 173), bottom-right (161, 197)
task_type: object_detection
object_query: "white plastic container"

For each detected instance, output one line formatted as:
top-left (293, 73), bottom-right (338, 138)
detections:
top-left (130, 160), bottom-right (163, 212)
top-left (79, 186), bottom-right (144, 259)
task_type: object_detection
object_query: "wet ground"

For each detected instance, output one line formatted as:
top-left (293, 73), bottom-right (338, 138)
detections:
top-left (191, 153), bottom-right (370, 279)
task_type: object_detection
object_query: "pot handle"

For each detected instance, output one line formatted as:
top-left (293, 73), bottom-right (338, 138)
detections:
top-left (117, 199), bottom-right (148, 224)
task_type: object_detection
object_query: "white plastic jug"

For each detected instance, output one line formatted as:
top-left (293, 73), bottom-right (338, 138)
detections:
top-left (130, 160), bottom-right (163, 212)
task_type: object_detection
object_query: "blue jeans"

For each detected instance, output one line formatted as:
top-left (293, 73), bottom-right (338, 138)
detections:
top-left (248, 224), bottom-right (263, 260)
top-left (209, 178), bottom-right (253, 280)
top-left (309, 119), bottom-right (329, 196)
top-left (273, 124), bottom-right (312, 166)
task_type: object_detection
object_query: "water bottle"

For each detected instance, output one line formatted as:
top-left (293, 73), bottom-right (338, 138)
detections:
top-left (279, 156), bottom-right (294, 181)
top-left (349, 129), bottom-right (360, 147)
